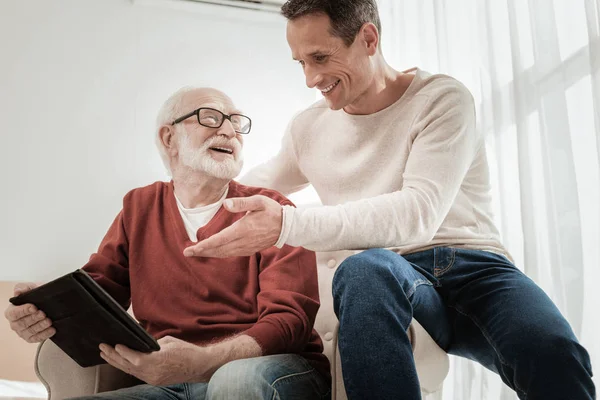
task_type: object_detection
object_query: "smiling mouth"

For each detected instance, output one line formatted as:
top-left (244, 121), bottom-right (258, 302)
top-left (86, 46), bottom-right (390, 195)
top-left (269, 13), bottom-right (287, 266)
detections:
top-left (321, 80), bottom-right (340, 94)
top-left (209, 147), bottom-right (233, 155)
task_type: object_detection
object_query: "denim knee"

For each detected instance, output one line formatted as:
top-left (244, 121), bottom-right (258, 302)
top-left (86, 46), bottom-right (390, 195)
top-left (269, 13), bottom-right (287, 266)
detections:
top-left (333, 248), bottom-right (413, 295)
top-left (332, 249), bottom-right (419, 317)
top-left (207, 358), bottom-right (271, 400)
top-left (207, 355), bottom-right (326, 400)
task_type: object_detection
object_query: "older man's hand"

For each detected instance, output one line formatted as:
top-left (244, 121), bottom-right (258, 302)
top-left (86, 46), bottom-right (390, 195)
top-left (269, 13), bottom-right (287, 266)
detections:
top-left (183, 195), bottom-right (283, 258)
top-left (4, 283), bottom-right (56, 343)
top-left (100, 336), bottom-right (212, 386)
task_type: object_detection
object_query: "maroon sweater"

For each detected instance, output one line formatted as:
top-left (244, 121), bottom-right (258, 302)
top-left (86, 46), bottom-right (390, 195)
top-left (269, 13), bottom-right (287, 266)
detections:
top-left (82, 180), bottom-right (330, 380)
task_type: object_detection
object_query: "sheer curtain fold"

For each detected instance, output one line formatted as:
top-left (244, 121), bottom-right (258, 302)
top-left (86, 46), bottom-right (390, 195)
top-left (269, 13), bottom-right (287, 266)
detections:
top-left (377, 1), bottom-right (599, 398)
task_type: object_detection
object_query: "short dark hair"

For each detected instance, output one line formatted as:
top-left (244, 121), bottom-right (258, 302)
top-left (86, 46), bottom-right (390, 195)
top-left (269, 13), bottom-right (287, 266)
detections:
top-left (281, 0), bottom-right (382, 47)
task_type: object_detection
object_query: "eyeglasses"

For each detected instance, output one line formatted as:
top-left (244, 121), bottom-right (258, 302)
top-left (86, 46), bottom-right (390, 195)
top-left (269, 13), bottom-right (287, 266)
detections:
top-left (171, 107), bottom-right (252, 134)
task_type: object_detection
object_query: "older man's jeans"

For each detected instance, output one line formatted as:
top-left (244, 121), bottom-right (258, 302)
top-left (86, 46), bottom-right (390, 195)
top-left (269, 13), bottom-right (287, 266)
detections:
top-left (333, 247), bottom-right (595, 400)
top-left (70, 354), bottom-right (330, 400)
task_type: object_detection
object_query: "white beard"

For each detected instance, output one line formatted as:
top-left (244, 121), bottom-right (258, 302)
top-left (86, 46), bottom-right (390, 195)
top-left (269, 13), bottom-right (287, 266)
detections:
top-left (177, 129), bottom-right (244, 180)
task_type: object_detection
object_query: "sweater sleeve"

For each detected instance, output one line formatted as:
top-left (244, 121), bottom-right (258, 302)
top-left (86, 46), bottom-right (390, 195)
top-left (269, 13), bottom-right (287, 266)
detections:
top-left (243, 224), bottom-right (320, 355)
top-left (81, 210), bottom-right (131, 309)
top-left (277, 84), bottom-right (480, 251)
top-left (239, 118), bottom-right (310, 196)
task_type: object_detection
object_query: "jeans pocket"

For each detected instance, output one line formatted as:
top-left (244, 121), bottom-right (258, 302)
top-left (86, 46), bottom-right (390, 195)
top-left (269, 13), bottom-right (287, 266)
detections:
top-left (433, 247), bottom-right (457, 278)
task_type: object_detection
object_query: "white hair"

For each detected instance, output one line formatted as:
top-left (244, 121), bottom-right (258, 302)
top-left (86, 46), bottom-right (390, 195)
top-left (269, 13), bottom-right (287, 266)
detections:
top-left (155, 86), bottom-right (199, 175)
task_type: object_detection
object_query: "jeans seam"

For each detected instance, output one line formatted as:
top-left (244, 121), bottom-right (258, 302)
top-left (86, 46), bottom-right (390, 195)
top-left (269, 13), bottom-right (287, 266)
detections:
top-left (270, 368), bottom-right (324, 398)
top-left (183, 383), bottom-right (190, 400)
top-left (451, 305), bottom-right (528, 398)
top-left (434, 248), bottom-right (456, 277)
top-left (406, 279), bottom-right (433, 298)
top-left (270, 387), bottom-right (279, 400)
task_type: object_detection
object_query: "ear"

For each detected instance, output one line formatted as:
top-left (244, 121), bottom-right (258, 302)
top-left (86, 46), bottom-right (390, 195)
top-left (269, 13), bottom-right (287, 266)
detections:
top-left (361, 23), bottom-right (379, 56)
top-left (159, 125), bottom-right (178, 156)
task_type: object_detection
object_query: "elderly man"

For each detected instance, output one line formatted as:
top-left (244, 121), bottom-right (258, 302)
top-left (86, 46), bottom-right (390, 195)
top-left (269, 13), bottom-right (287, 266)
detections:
top-left (4, 87), bottom-right (330, 400)
top-left (182, 1), bottom-right (595, 400)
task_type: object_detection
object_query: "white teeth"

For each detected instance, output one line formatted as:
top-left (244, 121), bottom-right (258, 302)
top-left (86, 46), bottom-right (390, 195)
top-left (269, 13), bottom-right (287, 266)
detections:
top-left (322, 80), bottom-right (340, 93)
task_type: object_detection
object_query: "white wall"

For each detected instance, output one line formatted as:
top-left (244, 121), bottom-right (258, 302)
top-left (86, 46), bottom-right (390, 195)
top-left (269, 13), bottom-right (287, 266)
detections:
top-left (0, 0), bottom-right (316, 281)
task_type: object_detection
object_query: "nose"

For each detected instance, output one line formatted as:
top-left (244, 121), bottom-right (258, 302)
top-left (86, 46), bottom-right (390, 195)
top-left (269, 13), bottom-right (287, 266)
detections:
top-left (217, 118), bottom-right (237, 138)
top-left (304, 65), bottom-right (322, 89)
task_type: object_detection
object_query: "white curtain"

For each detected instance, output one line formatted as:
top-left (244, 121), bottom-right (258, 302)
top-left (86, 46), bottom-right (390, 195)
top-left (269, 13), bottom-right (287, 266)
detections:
top-left (377, 0), bottom-right (600, 398)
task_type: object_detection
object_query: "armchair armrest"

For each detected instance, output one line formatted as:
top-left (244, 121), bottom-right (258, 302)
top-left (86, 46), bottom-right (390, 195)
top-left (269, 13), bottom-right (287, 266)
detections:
top-left (35, 340), bottom-right (139, 399)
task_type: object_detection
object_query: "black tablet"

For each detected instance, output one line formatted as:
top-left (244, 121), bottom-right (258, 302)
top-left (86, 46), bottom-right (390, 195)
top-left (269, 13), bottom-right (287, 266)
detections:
top-left (10, 269), bottom-right (160, 367)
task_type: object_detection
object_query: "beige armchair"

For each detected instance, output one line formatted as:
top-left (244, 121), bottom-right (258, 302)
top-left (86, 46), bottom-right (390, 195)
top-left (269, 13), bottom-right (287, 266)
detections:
top-left (35, 250), bottom-right (449, 399)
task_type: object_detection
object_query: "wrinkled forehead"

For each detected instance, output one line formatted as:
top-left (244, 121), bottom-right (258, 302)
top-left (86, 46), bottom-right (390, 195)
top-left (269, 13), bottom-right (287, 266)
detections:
top-left (183, 89), bottom-right (242, 114)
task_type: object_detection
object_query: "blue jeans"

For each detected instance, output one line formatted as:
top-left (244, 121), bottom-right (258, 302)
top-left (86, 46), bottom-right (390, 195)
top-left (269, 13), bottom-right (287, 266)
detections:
top-left (71, 354), bottom-right (330, 400)
top-left (333, 247), bottom-right (595, 400)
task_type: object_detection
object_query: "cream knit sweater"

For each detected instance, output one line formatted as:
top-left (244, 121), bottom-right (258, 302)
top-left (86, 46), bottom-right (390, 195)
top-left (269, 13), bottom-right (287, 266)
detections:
top-left (242, 69), bottom-right (509, 258)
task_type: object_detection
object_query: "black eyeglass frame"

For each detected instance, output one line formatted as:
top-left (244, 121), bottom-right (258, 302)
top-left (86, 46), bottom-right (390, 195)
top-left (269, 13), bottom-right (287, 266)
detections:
top-left (171, 107), bottom-right (252, 134)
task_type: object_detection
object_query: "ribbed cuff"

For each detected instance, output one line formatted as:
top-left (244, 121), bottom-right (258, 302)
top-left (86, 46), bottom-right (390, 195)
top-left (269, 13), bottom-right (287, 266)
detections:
top-left (243, 321), bottom-right (285, 356)
top-left (274, 205), bottom-right (295, 248)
